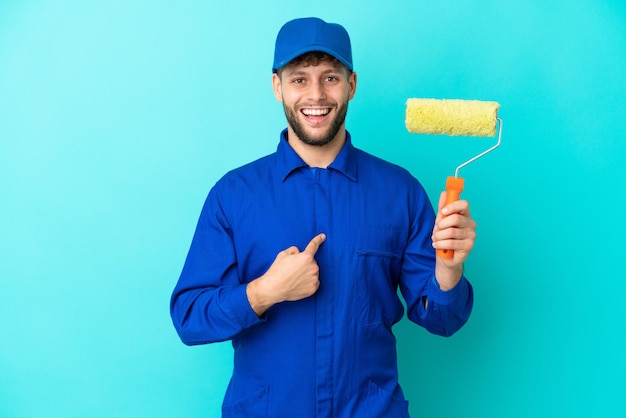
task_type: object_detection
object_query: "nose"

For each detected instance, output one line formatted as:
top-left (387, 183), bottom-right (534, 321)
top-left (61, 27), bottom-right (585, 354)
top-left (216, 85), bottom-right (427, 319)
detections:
top-left (307, 80), bottom-right (326, 101)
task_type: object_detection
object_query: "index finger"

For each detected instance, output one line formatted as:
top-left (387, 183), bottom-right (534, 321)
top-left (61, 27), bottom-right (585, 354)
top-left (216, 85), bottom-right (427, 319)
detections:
top-left (304, 233), bottom-right (326, 255)
top-left (442, 199), bottom-right (471, 217)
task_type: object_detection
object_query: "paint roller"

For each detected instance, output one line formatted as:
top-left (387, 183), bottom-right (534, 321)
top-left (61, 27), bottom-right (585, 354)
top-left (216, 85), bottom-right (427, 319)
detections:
top-left (405, 98), bottom-right (502, 259)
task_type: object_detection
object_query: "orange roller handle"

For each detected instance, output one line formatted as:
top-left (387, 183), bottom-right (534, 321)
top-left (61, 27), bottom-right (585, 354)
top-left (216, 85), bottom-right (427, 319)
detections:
top-left (437, 176), bottom-right (465, 259)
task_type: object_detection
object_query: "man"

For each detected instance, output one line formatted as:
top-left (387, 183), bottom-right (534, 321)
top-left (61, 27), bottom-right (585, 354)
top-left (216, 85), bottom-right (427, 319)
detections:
top-left (171, 17), bottom-right (475, 417)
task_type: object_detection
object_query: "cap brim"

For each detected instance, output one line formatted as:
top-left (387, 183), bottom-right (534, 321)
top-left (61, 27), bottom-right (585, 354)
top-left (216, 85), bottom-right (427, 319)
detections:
top-left (273, 45), bottom-right (353, 72)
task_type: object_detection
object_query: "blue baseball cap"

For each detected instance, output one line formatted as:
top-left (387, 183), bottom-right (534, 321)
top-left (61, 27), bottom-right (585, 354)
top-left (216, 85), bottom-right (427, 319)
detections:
top-left (272, 17), bottom-right (353, 73)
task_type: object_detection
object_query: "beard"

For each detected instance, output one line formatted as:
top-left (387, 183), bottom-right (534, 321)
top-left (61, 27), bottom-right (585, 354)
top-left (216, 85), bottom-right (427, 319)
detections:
top-left (283, 101), bottom-right (349, 147)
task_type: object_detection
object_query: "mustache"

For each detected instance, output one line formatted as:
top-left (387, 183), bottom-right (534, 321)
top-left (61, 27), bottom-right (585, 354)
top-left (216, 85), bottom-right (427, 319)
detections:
top-left (297, 102), bottom-right (335, 108)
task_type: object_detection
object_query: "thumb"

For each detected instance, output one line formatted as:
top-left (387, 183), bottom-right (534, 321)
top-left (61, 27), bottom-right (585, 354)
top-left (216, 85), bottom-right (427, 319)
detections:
top-left (438, 191), bottom-right (447, 213)
top-left (304, 233), bottom-right (326, 255)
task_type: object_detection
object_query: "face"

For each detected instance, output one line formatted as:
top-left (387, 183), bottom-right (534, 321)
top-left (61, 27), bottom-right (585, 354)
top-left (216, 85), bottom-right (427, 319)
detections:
top-left (272, 58), bottom-right (357, 147)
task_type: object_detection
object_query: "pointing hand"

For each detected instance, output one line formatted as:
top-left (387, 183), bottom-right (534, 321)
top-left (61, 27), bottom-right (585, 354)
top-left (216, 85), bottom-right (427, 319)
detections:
top-left (246, 233), bottom-right (326, 315)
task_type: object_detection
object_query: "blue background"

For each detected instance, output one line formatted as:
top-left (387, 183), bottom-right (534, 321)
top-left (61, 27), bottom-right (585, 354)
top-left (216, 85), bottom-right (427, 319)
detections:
top-left (1, 1), bottom-right (625, 417)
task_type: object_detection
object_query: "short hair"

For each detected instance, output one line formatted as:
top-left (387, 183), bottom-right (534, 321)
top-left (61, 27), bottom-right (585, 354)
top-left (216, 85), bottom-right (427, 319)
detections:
top-left (276, 51), bottom-right (352, 77)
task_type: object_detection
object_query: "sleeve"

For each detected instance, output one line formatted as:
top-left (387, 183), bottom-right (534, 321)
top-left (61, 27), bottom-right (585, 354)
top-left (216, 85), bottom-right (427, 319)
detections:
top-left (398, 182), bottom-right (474, 337)
top-left (170, 181), bottom-right (265, 345)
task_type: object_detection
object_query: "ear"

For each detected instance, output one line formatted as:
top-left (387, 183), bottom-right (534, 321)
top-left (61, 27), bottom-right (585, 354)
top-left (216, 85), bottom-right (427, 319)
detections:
top-left (348, 71), bottom-right (357, 101)
top-left (272, 73), bottom-right (283, 102)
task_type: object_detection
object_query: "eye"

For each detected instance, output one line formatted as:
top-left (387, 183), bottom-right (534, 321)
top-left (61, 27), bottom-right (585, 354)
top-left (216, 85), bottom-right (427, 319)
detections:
top-left (292, 78), bottom-right (305, 84)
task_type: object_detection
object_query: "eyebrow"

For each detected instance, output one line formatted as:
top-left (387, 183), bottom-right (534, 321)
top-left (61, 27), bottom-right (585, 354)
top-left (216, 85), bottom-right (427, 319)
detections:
top-left (283, 67), bottom-right (343, 78)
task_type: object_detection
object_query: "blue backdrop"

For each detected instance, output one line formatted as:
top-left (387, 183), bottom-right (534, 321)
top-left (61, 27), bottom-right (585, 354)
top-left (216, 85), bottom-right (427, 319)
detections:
top-left (1, 1), bottom-right (625, 417)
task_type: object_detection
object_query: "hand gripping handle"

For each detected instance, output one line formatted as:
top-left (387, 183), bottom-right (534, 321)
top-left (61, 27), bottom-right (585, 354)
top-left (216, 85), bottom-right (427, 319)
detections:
top-left (437, 176), bottom-right (465, 259)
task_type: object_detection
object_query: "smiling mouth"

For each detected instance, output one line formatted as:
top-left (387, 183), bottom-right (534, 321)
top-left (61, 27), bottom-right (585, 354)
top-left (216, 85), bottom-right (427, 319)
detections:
top-left (301, 108), bottom-right (331, 117)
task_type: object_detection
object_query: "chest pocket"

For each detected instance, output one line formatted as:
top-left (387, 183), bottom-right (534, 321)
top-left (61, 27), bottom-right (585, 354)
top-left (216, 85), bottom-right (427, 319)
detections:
top-left (355, 226), bottom-right (405, 327)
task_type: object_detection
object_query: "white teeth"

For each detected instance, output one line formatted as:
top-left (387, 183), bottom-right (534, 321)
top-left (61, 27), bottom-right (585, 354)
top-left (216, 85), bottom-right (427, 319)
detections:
top-left (302, 108), bottom-right (330, 116)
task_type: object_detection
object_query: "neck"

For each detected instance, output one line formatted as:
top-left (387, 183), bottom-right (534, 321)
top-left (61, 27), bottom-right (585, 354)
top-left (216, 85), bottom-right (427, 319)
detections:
top-left (286, 127), bottom-right (346, 168)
